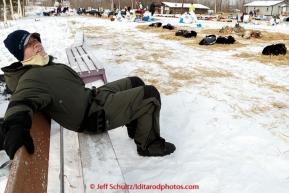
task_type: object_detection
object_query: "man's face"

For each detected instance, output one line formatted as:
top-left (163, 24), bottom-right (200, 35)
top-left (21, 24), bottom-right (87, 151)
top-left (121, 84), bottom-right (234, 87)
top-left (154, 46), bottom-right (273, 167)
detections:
top-left (23, 36), bottom-right (47, 60)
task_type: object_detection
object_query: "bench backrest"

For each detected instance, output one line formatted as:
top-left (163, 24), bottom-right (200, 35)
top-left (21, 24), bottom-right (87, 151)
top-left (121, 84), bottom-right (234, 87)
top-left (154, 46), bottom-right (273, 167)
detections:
top-left (73, 31), bottom-right (84, 47)
top-left (66, 32), bottom-right (107, 84)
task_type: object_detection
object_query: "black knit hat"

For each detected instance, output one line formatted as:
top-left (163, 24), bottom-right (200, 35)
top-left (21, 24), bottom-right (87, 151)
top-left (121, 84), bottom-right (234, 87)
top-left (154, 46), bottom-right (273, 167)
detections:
top-left (3, 30), bottom-right (41, 61)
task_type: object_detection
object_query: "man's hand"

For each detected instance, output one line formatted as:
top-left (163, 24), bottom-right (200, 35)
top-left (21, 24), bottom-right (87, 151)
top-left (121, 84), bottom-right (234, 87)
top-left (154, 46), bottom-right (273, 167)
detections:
top-left (4, 126), bottom-right (34, 160)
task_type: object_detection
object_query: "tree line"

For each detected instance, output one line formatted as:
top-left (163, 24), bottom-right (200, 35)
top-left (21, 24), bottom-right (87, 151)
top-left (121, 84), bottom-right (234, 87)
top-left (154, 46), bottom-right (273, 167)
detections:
top-left (49, 0), bottom-right (286, 13)
top-left (0, 0), bottom-right (24, 25)
top-left (1, 0), bottom-right (288, 22)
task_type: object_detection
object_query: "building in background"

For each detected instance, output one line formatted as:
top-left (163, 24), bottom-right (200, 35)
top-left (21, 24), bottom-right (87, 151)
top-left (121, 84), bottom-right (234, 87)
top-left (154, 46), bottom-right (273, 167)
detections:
top-left (161, 2), bottom-right (210, 14)
top-left (244, 0), bottom-right (289, 16)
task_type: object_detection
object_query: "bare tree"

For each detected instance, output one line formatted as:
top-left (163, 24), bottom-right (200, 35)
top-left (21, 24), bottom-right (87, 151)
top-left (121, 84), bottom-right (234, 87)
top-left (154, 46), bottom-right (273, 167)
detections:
top-left (235, 0), bottom-right (246, 12)
top-left (22, 0), bottom-right (25, 17)
top-left (9, 0), bottom-right (14, 20)
top-left (18, 0), bottom-right (22, 18)
top-left (3, 0), bottom-right (8, 28)
top-left (0, 0), bottom-right (245, 14)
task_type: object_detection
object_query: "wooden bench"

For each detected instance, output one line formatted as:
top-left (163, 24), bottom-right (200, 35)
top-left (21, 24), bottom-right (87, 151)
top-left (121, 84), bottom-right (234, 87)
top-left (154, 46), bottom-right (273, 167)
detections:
top-left (65, 31), bottom-right (127, 192)
top-left (65, 31), bottom-right (107, 84)
top-left (5, 112), bottom-right (51, 193)
top-left (1, 68), bottom-right (51, 192)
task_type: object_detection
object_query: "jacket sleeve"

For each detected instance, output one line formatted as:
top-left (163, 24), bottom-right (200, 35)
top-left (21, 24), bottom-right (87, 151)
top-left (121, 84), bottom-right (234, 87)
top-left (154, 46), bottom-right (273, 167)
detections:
top-left (3, 78), bottom-right (53, 128)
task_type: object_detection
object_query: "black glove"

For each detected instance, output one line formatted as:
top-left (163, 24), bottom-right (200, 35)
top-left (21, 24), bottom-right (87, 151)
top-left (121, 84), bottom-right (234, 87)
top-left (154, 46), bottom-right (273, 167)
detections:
top-left (4, 125), bottom-right (34, 160)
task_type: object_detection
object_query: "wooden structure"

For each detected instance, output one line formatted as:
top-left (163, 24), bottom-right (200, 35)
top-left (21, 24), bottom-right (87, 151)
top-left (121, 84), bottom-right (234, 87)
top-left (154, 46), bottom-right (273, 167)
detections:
top-left (5, 112), bottom-right (51, 193)
top-left (66, 31), bottom-right (127, 193)
top-left (66, 31), bottom-right (107, 84)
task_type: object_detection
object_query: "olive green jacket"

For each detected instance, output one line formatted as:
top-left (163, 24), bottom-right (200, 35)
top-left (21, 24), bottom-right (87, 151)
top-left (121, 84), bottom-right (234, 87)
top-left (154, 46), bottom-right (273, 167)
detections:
top-left (1, 56), bottom-right (91, 131)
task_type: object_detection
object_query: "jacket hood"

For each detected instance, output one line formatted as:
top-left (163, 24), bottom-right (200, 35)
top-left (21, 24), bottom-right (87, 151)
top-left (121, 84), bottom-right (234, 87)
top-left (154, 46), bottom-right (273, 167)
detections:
top-left (1, 55), bottom-right (55, 92)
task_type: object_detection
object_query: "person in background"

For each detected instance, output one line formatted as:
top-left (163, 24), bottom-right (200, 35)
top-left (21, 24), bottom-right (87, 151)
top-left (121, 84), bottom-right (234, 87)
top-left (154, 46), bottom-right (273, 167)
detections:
top-left (82, 8), bottom-right (86, 14)
top-left (241, 10), bottom-right (247, 22)
top-left (149, 2), bottom-right (156, 16)
top-left (273, 13), bottom-right (277, 22)
top-left (57, 5), bottom-right (61, 15)
top-left (189, 2), bottom-right (195, 12)
top-left (113, 3), bottom-right (116, 14)
top-left (0, 30), bottom-right (176, 159)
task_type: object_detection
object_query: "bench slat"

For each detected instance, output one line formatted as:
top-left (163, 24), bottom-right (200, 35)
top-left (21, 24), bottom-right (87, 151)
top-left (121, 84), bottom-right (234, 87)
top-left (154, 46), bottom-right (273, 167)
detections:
top-left (82, 44), bottom-right (104, 70)
top-left (75, 47), bottom-right (96, 72)
top-left (81, 54), bottom-right (97, 72)
top-left (66, 31), bottom-right (107, 84)
top-left (71, 47), bottom-right (89, 72)
top-left (65, 48), bottom-right (82, 73)
top-left (76, 45), bottom-right (86, 55)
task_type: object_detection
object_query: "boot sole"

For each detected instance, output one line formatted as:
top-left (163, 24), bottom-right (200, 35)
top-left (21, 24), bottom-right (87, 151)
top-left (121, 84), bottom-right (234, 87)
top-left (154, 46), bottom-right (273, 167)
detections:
top-left (137, 151), bottom-right (175, 157)
top-left (137, 143), bottom-right (176, 157)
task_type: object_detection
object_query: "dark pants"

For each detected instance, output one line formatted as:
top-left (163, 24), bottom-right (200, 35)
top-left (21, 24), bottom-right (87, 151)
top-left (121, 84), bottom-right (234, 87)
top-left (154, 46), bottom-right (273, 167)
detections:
top-left (87, 77), bottom-right (161, 149)
top-left (0, 134), bottom-right (4, 150)
top-left (0, 118), bottom-right (4, 150)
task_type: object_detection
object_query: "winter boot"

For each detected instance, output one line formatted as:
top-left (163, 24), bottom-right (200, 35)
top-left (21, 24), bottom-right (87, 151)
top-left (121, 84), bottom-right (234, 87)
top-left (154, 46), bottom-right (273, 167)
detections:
top-left (137, 138), bottom-right (176, 157)
top-left (126, 120), bottom-right (137, 139)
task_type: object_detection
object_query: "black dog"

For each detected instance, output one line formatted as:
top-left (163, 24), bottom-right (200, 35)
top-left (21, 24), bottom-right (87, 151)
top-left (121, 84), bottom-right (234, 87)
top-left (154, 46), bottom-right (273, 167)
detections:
top-left (149, 22), bottom-right (162, 27)
top-left (175, 30), bottom-right (188, 36)
top-left (216, 36), bottom-right (236, 44)
top-left (227, 36), bottom-right (236, 44)
top-left (262, 44), bottom-right (287, 56)
top-left (183, 30), bottom-right (197, 38)
top-left (163, 23), bottom-right (174, 30)
top-left (190, 31), bottom-right (197, 37)
top-left (199, 35), bottom-right (217, 45)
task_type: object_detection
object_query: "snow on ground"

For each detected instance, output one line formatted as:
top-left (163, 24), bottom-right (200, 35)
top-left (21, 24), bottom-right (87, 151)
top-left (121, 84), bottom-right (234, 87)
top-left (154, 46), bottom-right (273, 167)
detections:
top-left (0, 13), bottom-right (289, 193)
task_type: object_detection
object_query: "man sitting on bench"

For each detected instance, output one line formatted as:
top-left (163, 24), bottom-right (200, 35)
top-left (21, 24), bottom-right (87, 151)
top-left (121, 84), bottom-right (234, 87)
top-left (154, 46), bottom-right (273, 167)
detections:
top-left (0, 30), bottom-right (176, 159)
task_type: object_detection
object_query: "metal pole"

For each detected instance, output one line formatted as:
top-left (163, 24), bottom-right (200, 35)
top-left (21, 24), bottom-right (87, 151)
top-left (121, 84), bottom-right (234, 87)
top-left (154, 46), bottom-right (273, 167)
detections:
top-left (60, 126), bottom-right (64, 193)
